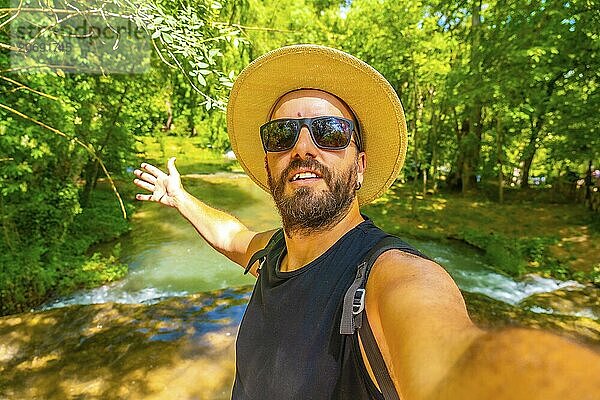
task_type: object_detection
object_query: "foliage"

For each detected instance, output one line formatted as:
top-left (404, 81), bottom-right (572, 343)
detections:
top-left (1, 0), bottom-right (599, 314)
top-left (0, 187), bottom-right (131, 315)
top-left (461, 229), bottom-right (527, 277)
top-left (125, 0), bottom-right (242, 109)
top-left (0, 0), bottom-right (244, 315)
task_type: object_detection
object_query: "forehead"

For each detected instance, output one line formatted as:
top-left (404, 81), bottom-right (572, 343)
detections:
top-left (270, 89), bottom-right (355, 121)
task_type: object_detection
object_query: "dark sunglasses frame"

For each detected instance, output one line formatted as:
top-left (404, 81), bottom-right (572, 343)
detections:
top-left (260, 116), bottom-right (362, 153)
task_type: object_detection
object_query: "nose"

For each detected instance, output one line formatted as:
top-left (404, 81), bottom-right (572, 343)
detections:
top-left (290, 125), bottom-right (318, 159)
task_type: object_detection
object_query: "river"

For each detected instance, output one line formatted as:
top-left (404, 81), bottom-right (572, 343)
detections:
top-left (1, 173), bottom-right (598, 399)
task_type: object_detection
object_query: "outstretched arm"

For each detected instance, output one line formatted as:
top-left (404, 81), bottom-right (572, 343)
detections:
top-left (432, 326), bottom-right (600, 400)
top-left (133, 157), bottom-right (274, 273)
top-left (366, 251), bottom-right (600, 400)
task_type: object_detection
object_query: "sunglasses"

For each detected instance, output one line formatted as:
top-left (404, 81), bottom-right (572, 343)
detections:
top-left (260, 116), bottom-right (361, 152)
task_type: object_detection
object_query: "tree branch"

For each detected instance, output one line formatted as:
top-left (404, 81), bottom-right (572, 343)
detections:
top-left (0, 42), bottom-right (25, 52)
top-left (0, 102), bottom-right (128, 219)
top-left (0, 75), bottom-right (59, 100)
top-left (0, 7), bottom-right (134, 19)
top-left (212, 21), bottom-right (296, 33)
top-left (0, 0), bottom-right (23, 30)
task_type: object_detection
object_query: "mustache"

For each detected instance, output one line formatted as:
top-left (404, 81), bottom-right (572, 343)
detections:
top-left (280, 158), bottom-right (332, 184)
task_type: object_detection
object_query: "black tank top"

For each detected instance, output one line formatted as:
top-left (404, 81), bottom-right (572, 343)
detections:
top-left (232, 218), bottom-right (423, 400)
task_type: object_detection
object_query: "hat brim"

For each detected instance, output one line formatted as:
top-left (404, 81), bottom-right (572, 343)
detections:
top-left (226, 44), bottom-right (407, 205)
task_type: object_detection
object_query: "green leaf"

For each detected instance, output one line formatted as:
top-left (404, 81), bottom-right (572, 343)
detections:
top-left (161, 32), bottom-right (173, 43)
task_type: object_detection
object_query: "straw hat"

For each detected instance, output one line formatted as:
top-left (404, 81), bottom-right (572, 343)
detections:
top-left (226, 44), bottom-right (407, 205)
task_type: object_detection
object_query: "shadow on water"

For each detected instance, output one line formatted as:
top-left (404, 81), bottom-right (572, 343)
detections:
top-left (3, 287), bottom-right (599, 400)
top-left (0, 286), bottom-right (252, 400)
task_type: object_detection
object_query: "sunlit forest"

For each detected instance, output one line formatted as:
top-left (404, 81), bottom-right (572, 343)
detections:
top-left (1, 0), bottom-right (598, 314)
top-left (1, 1), bottom-right (599, 398)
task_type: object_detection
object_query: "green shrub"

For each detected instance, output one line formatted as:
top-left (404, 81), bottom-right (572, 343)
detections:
top-left (462, 229), bottom-right (526, 277)
top-left (0, 186), bottom-right (132, 317)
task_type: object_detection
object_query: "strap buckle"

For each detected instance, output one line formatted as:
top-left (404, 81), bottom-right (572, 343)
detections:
top-left (352, 288), bottom-right (365, 315)
top-left (258, 257), bottom-right (266, 271)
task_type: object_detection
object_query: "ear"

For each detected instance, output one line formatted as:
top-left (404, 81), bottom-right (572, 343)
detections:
top-left (356, 151), bottom-right (366, 185)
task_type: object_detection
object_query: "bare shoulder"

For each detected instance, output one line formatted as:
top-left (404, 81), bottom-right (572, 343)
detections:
top-left (364, 250), bottom-right (600, 400)
top-left (367, 248), bottom-right (475, 329)
top-left (368, 249), bottom-right (462, 300)
top-left (364, 249), bottom-right (483, 399)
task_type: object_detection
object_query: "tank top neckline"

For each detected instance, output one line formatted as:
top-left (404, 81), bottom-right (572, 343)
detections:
top-left (274, 216), bottom-right (373, 279)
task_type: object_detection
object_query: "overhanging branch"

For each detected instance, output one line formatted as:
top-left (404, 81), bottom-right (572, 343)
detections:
top-left (0, 102), bottom-right (128, 219)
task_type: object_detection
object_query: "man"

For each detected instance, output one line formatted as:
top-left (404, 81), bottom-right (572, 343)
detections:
top-left (134, 45), bottom-right (599, 400)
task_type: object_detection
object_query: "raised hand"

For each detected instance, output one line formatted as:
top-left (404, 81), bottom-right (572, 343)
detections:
top-left (133, 157), bottom-right (185, 208)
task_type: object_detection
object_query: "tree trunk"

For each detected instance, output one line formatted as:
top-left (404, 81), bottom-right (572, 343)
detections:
top-left (188, 89), bottom-right (198, 137)
top-left (448, 114), bottom-right (469, 191)
top-left (463, 0), bottom-right (483, 194)
top-left (427, 87), bottom-right (438, 194)
top-left (80, 160), bottom-right (99, 208)
top-left (410, 64), bottom-right (420, 217)
top-left (520, 116), bottom-right (542, 189)
top-left (519, 73), bottom-right (560, 188)
top-left (496, 115), bottom-right (504, 203)
top-left (81, 81), bottom-right (129, 207)
top-left (163, 100), bottom-right (173, 132)
top-left (432, 144), bottom-right (439, 193)
top-left (585, 160), bottom-right (593, 202)
top-left (520, 136), bottom-right (537, 189)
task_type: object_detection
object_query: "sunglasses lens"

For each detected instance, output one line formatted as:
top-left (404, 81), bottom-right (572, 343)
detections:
top-left (312, 117), bottom-right (353, 149)
top-left (261, 120), bottom-right (298, 151)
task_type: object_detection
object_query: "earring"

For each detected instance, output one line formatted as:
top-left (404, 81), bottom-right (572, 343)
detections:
top-left (355, 181), bottom-right (362, 191)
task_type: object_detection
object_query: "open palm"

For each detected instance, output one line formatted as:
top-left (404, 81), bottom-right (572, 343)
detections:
top-left (133, 157), bottom-right (184, 208)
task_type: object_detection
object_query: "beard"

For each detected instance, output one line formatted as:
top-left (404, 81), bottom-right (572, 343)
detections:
top-left (266, 157), bottom-right (358, 236)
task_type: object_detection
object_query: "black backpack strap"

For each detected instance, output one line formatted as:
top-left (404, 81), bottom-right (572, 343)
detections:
top-left (341, 236), bottom-right (427, 334)
top-left (360, 311), bottom-right (400, 400)
top-left (244, 229), bottom-right (283, 275)
top-left (340, 235), bottom-right (431, 400)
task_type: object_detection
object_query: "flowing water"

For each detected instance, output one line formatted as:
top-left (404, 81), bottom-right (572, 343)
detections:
top-left (2, 173), bottom-right (598, 399)
top-left (42, 174), bottom-right (597, 320)
top-left (43, 173), bottom-right (276, 308)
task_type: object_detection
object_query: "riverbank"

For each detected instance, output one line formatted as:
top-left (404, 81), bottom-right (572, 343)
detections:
top-left (4, 135), bottom-right (595, 316)
top-left (134, 135), bottom-right (600, 287)
top-left (0, 136), bottom-right (239, 317)
top-left (363, 183), bottom-right (600, 285)
top-left (1, 286), bottom-right (597, 400)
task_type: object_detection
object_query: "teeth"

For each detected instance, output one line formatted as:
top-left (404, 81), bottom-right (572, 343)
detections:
top-left (293, 172), bottom-right (318, 181)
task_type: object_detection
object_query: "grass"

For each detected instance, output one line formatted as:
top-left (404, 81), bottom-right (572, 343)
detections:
top-left (135, 135), bottom-right (242, 175)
